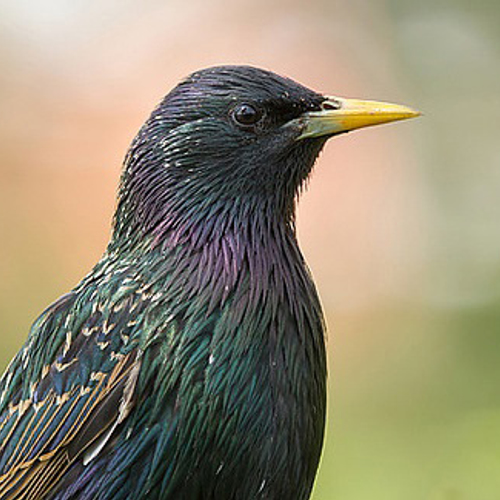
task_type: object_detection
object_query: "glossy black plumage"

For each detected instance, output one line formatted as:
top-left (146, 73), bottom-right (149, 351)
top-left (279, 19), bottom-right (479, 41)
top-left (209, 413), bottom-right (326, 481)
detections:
top-left (0, 65), bottom-right (418, 500)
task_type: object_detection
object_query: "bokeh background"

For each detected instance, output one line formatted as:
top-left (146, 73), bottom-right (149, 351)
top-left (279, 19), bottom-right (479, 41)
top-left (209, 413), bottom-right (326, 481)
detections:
top-left (1, 0), bottom-right (499, 498)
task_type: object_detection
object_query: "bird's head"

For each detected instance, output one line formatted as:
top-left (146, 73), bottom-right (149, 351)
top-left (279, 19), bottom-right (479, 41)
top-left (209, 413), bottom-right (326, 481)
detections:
top-left (114, 65), bottom-right (419, 246)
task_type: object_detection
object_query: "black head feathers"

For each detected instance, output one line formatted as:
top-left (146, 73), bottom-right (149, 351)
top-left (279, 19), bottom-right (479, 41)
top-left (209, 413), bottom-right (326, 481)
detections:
top-left (114, 66), bottom-right (329, 243)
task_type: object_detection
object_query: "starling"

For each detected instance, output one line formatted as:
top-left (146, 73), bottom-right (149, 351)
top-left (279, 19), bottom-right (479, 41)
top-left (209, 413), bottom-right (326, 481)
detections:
top-left (0, 66), bottom-right (419, 500)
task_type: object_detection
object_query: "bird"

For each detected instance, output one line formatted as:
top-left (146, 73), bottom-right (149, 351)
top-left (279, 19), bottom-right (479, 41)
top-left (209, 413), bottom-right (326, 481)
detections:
top-left (0, 65), bottom-right (419, 500)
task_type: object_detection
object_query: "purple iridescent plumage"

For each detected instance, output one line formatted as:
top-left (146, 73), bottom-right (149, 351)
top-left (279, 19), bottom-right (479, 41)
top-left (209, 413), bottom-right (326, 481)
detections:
top-left (0, 66), bottom-right (328, 500)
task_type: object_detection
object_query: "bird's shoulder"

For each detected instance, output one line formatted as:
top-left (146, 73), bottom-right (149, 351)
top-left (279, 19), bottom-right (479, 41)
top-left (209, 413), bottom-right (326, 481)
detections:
top-left (0, 255), bottom-right (168, 499)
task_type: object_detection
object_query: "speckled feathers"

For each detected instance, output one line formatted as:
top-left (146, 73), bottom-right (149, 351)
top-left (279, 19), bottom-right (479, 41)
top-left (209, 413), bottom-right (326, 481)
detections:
top-left (0, 66), bottom-right (328, 500)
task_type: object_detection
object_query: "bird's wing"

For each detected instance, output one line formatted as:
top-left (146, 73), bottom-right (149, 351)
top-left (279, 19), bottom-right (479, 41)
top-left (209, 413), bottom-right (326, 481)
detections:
top-left (0, 289), bottom-right (143, 500)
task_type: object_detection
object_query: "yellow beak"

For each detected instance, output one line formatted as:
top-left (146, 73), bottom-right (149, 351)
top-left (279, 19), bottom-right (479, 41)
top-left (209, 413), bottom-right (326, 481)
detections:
top-left (296, 96), bottom-right (420, 140)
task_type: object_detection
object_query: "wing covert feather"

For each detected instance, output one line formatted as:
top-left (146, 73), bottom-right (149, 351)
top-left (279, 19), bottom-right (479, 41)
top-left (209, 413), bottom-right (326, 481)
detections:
top-left (0, 285), bottom-right (145, 500)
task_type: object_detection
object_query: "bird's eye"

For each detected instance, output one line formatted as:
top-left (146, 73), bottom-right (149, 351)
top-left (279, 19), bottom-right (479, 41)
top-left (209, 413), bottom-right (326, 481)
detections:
top-left (232, 103), bottom-right (263, 127)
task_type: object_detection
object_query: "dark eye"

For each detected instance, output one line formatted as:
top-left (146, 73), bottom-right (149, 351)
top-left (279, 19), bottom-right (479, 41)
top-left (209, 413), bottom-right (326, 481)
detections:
top-left (232, 103), bottom-right (263, 127)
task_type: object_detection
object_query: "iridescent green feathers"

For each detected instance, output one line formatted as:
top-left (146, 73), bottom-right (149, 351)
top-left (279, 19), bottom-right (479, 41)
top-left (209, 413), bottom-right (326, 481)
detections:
top-left (0, 66), bottom-right (328, 500)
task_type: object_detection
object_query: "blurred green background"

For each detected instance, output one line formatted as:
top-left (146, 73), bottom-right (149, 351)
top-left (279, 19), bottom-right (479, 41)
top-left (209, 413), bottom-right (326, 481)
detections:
top-left (1, 0), bottom-right (499, 498)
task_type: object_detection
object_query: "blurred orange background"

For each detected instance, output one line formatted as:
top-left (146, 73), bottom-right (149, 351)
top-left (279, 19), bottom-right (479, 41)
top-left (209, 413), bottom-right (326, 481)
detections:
top-left (1, 0), bottom-right (499, 498)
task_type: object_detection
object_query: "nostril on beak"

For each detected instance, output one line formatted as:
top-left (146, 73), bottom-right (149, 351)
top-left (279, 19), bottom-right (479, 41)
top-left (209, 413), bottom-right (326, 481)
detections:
top-left (321, 99), bottom-right (342, 111)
